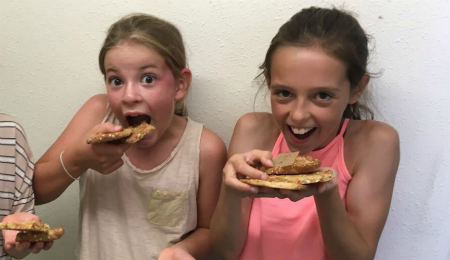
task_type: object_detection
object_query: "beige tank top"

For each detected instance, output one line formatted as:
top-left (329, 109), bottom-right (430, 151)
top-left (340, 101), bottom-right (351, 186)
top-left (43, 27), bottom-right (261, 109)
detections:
top-left (77, 110), bottom-right (203, 260)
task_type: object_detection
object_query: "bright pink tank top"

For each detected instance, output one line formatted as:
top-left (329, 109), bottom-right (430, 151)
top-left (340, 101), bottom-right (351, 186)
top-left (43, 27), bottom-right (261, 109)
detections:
top-left (239, 119), bottom-right (352, 260)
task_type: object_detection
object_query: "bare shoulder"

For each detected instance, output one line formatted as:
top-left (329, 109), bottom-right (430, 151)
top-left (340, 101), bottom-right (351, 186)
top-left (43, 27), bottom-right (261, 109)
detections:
top-left (199, 126), bottom-right (227, 177)
top-left (230, 112), bottom-right (279, 155)
top-left (59, 94), bottom-right (106, 129)
top-left (37, 94), bottom-right (109, 163)
top-left (345, 120), bottom-right (400, 174)
top-left (80, 94), bottom-right (109, 117)
top-left (200, 127), bottom-right (227, 161)
top-left (234, 112), bottom-right (276, 132)
top-left (347, 120), bottom-right (399, 149)
top-left (63, 93), bottom-right (109, 133)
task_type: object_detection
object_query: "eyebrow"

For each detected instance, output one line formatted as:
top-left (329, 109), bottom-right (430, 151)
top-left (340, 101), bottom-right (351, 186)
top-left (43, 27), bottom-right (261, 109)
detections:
top-left (105, 64), bottom-right (159, 74)
top-left (270, 84), bottom-right (342, 92)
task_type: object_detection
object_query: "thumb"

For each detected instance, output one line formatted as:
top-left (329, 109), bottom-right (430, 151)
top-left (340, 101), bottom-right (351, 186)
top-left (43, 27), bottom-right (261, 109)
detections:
top-left (95, 122), bottom-right (123, 133)
top-left (4, 241), bottom-right (13, 250)
top-left (260, 152), bottom-right (274, 168)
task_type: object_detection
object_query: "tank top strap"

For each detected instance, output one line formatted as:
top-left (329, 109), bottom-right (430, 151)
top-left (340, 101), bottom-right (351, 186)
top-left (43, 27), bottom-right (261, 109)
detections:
top-left (102, 104), bottom-right (120, 125)
top-left (271, 133), bottom-right (285, 157)
top-left (338, 118), bottom-right (350, 137)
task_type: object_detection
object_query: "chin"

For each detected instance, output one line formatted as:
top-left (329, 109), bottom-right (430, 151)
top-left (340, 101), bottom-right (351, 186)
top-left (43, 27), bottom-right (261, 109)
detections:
top-left (285, 141), bottom-right (314, 155)
top-left (134, 138), bottom-right (155, 149)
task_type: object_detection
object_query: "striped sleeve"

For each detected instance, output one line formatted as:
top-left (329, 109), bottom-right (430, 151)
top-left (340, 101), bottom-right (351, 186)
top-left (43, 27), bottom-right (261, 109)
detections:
top-left (0, 114), bottom-right (35, 259)
top-left (0, 114), bottom-right (35, 216)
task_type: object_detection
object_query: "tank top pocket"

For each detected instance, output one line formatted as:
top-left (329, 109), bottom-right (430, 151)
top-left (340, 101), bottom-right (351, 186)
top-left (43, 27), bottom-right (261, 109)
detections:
top-left (147, 188), bottom-right (188, 227)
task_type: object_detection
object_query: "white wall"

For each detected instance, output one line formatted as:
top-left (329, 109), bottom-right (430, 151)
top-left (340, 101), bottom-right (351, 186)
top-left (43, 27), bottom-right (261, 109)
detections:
top-left (1, 0), bottom-right (449, 259)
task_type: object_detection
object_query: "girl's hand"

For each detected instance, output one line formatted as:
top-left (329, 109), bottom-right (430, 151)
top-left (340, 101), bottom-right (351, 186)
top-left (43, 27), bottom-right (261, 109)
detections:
top-left (223, 149), bottom-right (273, 197)
top-left (2, 212), bottom-right (54, 256)
top-left (223, 150), bottom-right (338, 201)
top-left (250, 167), bottom-right (338, 202)
top-left (157, 247), bottom-right (195, 260)
top-left (71, 122), bottom-right (132, 175)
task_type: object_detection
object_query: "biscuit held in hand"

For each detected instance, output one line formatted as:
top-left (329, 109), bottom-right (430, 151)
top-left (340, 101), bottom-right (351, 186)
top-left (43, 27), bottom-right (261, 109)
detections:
top-left (240, 169), bottom-right (336, 190)
top-left (125, 122), bottom-right (155, 144)
top-left (0, 221), bottom-right (49, 232)
top-left (86, 127), bottom-right (133, 144)
top-left (86, 122), bottom-right (155, 144)
top-left (259, 155), bottom-right (321, 175)
top-left (16, 227), bottom-right (65, 242)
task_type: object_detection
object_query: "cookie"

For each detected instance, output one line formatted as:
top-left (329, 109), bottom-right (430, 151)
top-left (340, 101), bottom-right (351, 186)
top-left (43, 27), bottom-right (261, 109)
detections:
top-left (240, 169), bottom-right (335, 190)
top-left (16, 227), bottom-right (65, 242)
top-left (86, 127), bottom-right (133, 144)
top-left (0, 221), bottom-right (50, 232)
top-left (259, 156), bottom-right (321, 175)
top-left (86, 122), bottom-right (155, 144)
top-left (125, 122), bottom-right (155, 144)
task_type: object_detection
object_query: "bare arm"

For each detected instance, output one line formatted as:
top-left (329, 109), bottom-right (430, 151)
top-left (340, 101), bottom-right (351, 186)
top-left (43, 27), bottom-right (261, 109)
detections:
top-left (34, 94), bottom-right (131, 204)
top-left (211, 113), bottom-right (279, 260)
top-left (159, 127), bottom-right (227, 260)
top-left (314, 121), bottom-right (400, 260)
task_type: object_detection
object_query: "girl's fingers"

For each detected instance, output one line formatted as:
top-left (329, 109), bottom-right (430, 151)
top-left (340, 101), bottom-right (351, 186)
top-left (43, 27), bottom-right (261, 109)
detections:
top-left (100, 159), bottom-right (124, 175)
top-left (43, 241), bottom-right (54, 250)
top-left (243, 150), bottom-right (273, 168)
top-left (235, 163), bottom-right (267, 180)
top-left (30, 241), bottom-right (45, 253)
top-left (15, 241), bottom-right (30, 251)
top-left (222, 150), bottom-right (276, 197)
top-left (93, 122), bottom-right (123, 133)
top-left (279, 184), bottom-right (323, 201)
top-left (250, 188), bottom-right (286, 199)
top-left (226, 178), bottom-right (260, 195)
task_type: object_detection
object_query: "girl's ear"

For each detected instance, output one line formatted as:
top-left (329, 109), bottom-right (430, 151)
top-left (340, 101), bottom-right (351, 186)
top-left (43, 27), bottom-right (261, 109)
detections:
top-left (349, 74), bottom-right (369, 104)
top-left (174, 68), bottom-right (192, 101)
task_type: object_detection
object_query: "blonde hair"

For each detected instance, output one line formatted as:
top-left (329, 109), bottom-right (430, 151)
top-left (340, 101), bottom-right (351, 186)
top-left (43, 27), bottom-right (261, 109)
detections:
top-left (99, 13), bottom-right (188, 116)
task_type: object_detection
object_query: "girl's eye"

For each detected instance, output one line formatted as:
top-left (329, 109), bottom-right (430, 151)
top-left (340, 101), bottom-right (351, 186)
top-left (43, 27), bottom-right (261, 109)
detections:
top-left (316, 92), bottom-right (331, 100)
top-left (141, 75), bottom-right (155, 84)
top-left (109, 77), bottom-right (123, 87)
top-left (275, 90), bottom-right (292, 98)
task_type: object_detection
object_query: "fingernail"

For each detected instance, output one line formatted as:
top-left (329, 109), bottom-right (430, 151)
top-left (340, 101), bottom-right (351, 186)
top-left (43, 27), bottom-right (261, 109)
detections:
top-left (260, 174), bottom-right (268, 180)
top-left (250, 187), bottom-right (258, 194)
top-left (267, 159), bottom-right (274, 167)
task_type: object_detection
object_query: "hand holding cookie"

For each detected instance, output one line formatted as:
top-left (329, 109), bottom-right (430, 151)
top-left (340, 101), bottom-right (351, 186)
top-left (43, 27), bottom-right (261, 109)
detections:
top-left (224, 150), bottom-right (337, 201)
top-left (240, 155), bottom-right (336, 190)
top-left (0, 212), bottom-right (58, 257)
top-left (86, 121), bottom-right (155, 144)
top-left (0, 219), bottom-right (64, 243)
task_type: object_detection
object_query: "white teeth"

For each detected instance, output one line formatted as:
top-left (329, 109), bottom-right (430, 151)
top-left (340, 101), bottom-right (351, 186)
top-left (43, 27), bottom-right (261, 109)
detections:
top-left (291, 127), bottom-right (313, 135)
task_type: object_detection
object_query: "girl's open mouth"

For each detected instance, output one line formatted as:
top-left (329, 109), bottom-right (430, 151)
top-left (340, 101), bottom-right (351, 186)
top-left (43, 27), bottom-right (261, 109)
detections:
top-left (126, 114), bottom-right (151, 127)
top-left (289, 126), bottom-right (316, 140)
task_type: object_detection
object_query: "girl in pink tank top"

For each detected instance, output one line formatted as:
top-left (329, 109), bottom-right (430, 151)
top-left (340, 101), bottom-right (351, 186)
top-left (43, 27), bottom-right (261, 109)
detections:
top-left (211, 7), bottom-right (400, 260)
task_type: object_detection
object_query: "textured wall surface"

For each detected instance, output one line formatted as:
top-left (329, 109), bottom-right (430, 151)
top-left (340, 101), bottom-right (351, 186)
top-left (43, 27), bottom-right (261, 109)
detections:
top-left (1, 0), bottom-right (450, 259)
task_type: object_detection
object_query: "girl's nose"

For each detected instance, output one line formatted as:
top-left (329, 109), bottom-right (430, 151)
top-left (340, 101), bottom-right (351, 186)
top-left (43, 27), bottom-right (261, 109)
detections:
top-left (122, 83), bottom-right (142, 104)
top-left (290, 99), bottom-right (311, 122)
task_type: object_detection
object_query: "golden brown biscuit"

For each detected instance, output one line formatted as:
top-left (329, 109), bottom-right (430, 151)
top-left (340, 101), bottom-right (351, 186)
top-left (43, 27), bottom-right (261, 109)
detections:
top-left (125, 122), bottom-right (155, 144)
top-left (16, 227), bottom-right (65, 242)
top-left (240, 169), bottom-right (335, 190)
top-left (0, 221), bottom-right (50, 232)
top-left (259, 156), bottom-right (321, 175)
top-left (86, 122), bottom-right (155, 144)
top-left (86, 127), bottom-right (133, 144)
